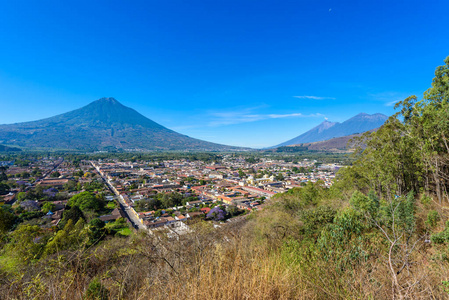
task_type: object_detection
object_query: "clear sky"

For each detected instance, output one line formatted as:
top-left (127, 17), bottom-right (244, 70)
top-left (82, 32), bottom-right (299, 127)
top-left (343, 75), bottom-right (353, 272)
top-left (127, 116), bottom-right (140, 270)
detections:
top-left (0, 0), bottom-right (448, 148)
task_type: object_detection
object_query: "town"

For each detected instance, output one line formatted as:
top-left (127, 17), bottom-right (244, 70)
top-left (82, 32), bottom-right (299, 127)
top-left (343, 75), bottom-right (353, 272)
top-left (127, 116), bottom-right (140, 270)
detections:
top-left (0, 154), bottom-right (341, 236)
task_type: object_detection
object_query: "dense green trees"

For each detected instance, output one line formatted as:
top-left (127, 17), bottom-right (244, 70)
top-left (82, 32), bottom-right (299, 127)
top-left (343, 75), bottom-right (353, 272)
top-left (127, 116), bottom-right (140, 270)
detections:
top-left (345, 56), bottom-right (449, 203)
top-left (44, 219), bottom-right (87, 255)
top-left (4, 225), bottom-right (45, 264)
top-left (59, 205), bottom-right (85, 229)
top-left (68, 191), bottom-right (105, 212)
top-left (88, 218), bottom-right (106, 245)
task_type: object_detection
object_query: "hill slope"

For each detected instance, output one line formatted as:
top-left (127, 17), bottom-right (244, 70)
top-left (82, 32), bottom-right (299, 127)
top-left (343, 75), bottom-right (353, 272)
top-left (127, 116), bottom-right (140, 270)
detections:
top-left (274, 113), bottom-right (388, 147)
top-left (0, 145), bottom-right (22, 152)
top-left (0, 98), bottom-right (237, 151)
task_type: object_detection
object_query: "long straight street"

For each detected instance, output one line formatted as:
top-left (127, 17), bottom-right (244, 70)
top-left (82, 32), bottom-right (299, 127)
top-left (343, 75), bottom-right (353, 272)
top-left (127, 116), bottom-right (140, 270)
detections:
top-left (90, 161), bottom-right (147, 230)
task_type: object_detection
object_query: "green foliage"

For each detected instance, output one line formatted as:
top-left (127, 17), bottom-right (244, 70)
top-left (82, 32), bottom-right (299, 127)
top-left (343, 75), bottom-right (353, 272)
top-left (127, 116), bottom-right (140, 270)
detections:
top-left (88, 218), bottom-right (106, 245)
top-left (0, 207), bottom-right (15, 233)
top-left (431, 221), bottom-right (449, 244)
top-left (317, 208), bottom-right (368, 269)
top-left (0, 182), bottom-right (10, 195)
top-left (426, 210), bottom-right (440, 228)
top-left (41, 202), bottom-right (56, 213)
top-left (44, 219), bottom-right (87, 255)
top-left (276, 145), bottom-right (310, 153)
top-left (68, 191), bottom-right (105, 212)
top-left (283, 181), bottom-right (327, 207)
top-left (393, 192), bottom-right (416, 236)
top-left (106, 201), bottom-right (117, 209)
top-left (344, 57), bottom-right (449, 203)
top-left (116, 227), bottom-right (132, 236)
top-left (16, 192), bottom-right (26, 201)
top-left (442, 281), bottom-right (449, 295)
top-left (63, 180), bottom-right (77, 191)
top-left (299, 205), bottom-right (336, 236)
top-left (85, 277), bottom-right (109, 300)
top-left (275, 173), bottom-right (284, 181)
top-left (245, 157), bottom-right (260, 164)
top-left (105, 218), bottom-right (128, 235)
top-left (50, 171), bottom-right (60, 178)
top-left (73, 170), bottom-right (84, 177)
top-left (84, 180), bottom-right (105, 191)
top-left (420, 194), bottom-right (432, 205)
top-left (0, 172), bottom-right (7, 182)
top-left (5, 225), bottom-right (45, 263)
top-left (350, 190), bottom-right (379, 216)
top-left (59, 205), bottom-right (85, 229)
top-left (19, 210), bottom-right (45, 221)
top-left (158, 192), bottom-right (184, 209)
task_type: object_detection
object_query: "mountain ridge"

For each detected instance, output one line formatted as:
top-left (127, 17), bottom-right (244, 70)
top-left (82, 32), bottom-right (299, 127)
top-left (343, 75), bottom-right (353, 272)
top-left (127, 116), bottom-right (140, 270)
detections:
top-left (273, 112), bottom-right (388, 147)
top-left (0, 98), bottom-right (239, 151)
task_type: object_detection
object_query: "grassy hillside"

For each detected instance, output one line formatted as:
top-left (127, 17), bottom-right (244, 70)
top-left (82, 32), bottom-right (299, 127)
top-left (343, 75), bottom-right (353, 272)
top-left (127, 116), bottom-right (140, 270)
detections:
top-left (2, 183), bottom-right (449, 299)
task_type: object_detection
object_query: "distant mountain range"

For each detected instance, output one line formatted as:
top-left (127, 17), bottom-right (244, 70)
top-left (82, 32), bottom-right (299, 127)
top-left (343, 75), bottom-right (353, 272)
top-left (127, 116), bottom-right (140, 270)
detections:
top-left (273, 113), bottom-right (388, 148)
top-left (0, 98), bottom-right (238, 151)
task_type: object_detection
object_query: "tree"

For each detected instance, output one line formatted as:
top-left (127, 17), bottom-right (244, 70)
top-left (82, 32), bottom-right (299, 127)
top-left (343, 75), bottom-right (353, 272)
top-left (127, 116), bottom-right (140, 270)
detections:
top-left (41, 202), bottom-right (56, 213)
top-left (275, 173), bottom-right (284, 181)
top-left (68, 191), bottom-right (105, 212)
top-left (88, 218), bottom-right (106, 245)
top-left (50, 171), bottom-right (61, 178)
top-left (60, 205), bottom-right (85, 229)
top-left (227, 205), bottom-right (240, 217)
top-left (0, 207), bottom-right (15, 233)
top-left (5, 225), bottom-right (44, 263)
top-left (63, 180), bottom-right (77, 191)
top-left (207, 207), bottom-right (226, 221)
top-left (0, 182), bottom-right (10, 195)
top-left (44, 219), bottom-right (87, 255)
top-left (0, 172), bottom-right (7, 182)
top-left (73, 170), bottom-right (84, 177)
top-left (20, 172), bottom-right (30, 178)
top-left (349, 190), bottom-right (421, 298)
top-left (31, 168), bottom-right (42, 177)
top-left (16, 192), bottom-right (27, 201)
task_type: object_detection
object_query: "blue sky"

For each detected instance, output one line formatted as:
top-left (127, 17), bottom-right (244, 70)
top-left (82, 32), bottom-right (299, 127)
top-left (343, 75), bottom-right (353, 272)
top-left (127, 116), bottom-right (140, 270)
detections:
top-left (0, 0), bottom-right (448, 148)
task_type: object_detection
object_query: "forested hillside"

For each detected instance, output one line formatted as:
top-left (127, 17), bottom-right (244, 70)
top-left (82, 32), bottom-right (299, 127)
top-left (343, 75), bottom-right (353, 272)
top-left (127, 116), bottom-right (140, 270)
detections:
top-left (1, 57), bottom-right (449, 299)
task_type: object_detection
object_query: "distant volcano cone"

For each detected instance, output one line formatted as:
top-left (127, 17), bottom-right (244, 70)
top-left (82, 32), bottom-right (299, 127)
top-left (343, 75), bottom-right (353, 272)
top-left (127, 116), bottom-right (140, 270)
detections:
top-left (0, 98), bottom-right (237, 151)
top-left (273, 113), bottom-right (388, 147)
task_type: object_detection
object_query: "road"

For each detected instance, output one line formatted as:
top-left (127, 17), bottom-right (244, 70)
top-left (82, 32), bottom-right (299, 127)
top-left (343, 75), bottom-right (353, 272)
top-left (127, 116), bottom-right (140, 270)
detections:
top-left (33, 157), bottom-right (65, 186)
top-left (90, 161), bottom-right (147, 231)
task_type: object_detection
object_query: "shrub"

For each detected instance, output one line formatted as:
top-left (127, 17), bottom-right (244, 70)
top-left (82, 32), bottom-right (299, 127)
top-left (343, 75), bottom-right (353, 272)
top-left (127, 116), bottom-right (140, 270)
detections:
top-left (85, 277), bottom-right (109, 300)
top-left (426, 210), bottom-right (440, 228)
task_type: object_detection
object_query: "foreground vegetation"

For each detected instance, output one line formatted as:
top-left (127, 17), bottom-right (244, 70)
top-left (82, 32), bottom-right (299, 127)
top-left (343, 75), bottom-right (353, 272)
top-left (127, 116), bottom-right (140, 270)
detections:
top-left (1, 57), bottom-right (449, 299)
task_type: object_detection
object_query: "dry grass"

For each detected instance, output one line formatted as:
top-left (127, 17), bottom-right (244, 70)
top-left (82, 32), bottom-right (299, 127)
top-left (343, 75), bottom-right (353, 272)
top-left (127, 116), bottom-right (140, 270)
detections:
top-left (2, 207), bottom-right (449, 299)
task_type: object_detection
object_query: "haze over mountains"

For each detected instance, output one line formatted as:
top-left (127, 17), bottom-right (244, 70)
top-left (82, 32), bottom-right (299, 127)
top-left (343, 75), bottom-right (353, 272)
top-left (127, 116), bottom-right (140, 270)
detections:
top-left (0, 98), bottom-right (238, 151)
top-left (274, 113), bottom-right (388, 148)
